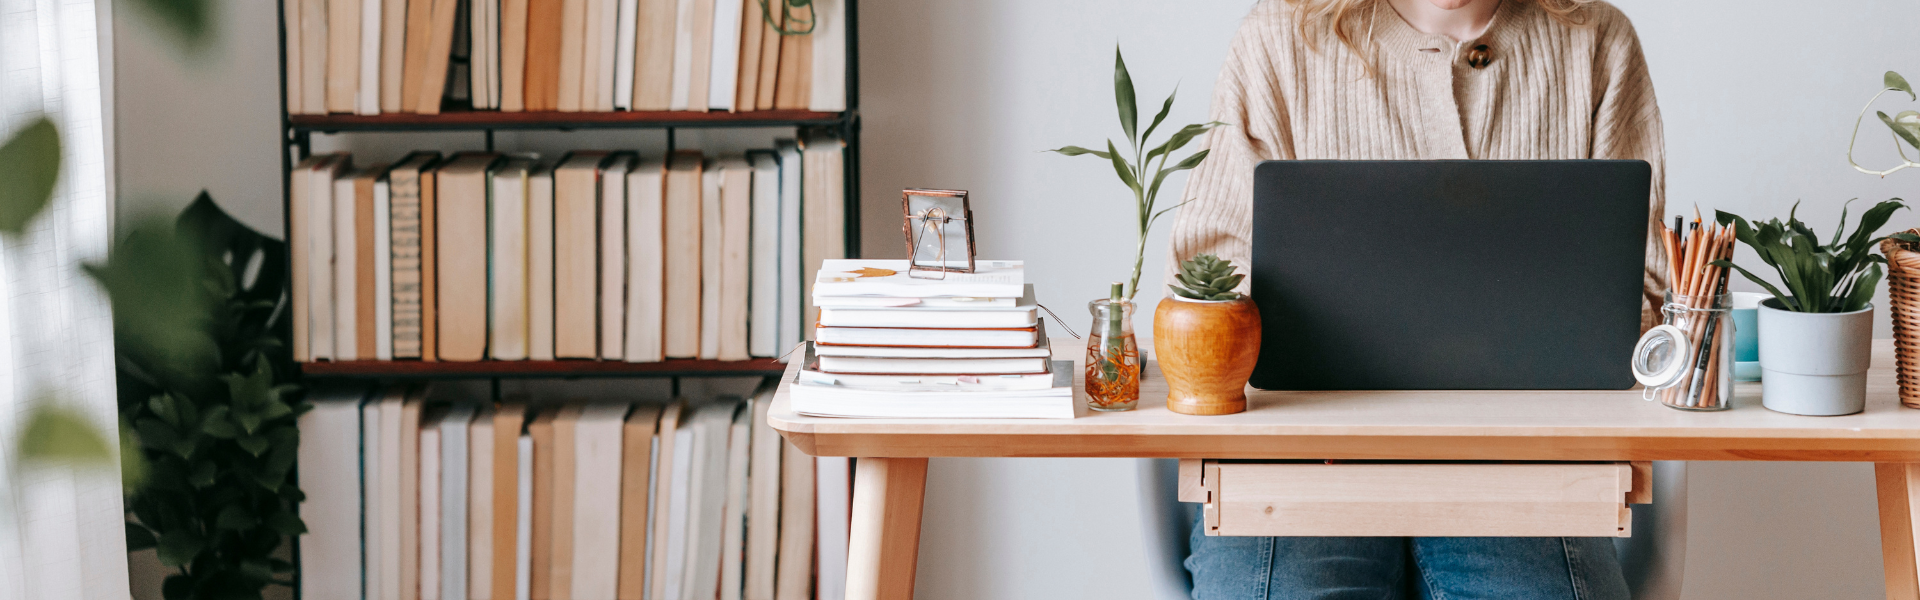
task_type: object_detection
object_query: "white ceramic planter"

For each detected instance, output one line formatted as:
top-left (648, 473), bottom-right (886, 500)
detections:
top-left (1757, 300), bottom-right (1874, 416)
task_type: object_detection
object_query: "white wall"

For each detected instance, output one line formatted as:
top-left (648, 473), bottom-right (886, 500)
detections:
top-left (111, 0), bottom-right (1920, 598)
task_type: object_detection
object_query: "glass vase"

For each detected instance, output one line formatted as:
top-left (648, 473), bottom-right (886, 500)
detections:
top-left (1086, 298), bottom-right (1141, 411)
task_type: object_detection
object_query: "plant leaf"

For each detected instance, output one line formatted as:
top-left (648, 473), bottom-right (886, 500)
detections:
top-left (1114, 47), bottom-right (1138, 146)
top-left (128, 0), bottom-right (214, 50)
top-left (19, 403), bottom-right (114, 465)
top-left (154, 529), bottom-right (204, 567)
top-left (1146, 121), bottom-right (1225, 164)
top-left (1880, 111), bottom-right (1920, 153)
top-left (1845, 262), bottom-right (1883, 312)
top-left (125, 522), bottom-right (158, 552)
top-left (1712, 259), bottom-right (1795, 310)
top-left (1044, 145), bottom-right (1112, 159)
top-left (1142, 87), bottom-right (1177, 145)
top-left (1891, 71), bottom-right (1916, 101)
top-left (0, 118), bottom-right (61, 235)
top-left (1106, 140), bottom-right (1140, 195)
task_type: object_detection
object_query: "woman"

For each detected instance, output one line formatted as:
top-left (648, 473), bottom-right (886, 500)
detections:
top-left (1169, 0), bottom-right (1666, 598)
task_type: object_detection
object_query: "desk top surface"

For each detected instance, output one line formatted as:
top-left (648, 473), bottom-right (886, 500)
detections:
top-left (768, 339), bottom-right (1920, 461)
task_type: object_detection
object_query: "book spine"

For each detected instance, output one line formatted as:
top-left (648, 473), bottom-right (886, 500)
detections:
top-left (392, 168), bottom-right (424, 358)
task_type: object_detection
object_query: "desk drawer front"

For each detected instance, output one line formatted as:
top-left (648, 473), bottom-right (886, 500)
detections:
top-left (1183, 461), bottom-right (1643, 538)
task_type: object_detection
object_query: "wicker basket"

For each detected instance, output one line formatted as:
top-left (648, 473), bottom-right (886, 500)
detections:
top-left (1882, 229), bottom-right (1920, 408)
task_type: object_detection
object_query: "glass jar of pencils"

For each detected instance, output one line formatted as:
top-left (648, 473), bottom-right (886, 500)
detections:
top-left (1086, 284), bottom-right (1141, 411)
top-left (1635, 292), bottom-right (1735, 411)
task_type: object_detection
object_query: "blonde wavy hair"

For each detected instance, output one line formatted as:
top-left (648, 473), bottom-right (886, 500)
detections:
top-left (1283, 0), bottom-right (1597, 64)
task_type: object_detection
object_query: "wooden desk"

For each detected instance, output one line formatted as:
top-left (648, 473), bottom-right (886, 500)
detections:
top-left (769, 340), bottom-right (1920, 600)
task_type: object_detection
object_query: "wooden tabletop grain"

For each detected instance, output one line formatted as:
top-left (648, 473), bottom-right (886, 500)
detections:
top-left (769, 339), bottom-right (1920, 461)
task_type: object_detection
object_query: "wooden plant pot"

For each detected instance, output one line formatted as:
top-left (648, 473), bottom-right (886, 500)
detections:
top-left (1153, 296), bottom-right (1261, 415)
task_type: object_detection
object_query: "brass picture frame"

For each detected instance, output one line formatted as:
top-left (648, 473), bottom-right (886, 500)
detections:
top-left (901, 189), bottom-right (977, 278)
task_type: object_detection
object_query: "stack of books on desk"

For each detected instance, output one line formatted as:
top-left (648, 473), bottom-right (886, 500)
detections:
top-left (791, 259), bottom-right (1075, 419)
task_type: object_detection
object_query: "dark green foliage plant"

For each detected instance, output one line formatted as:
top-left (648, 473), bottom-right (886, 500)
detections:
top-left (115, 195), bottom-right (307, 600)
top-left (1713, 200), bottom-right (1919, 313)
top-left (1170, 254), bottom-right (1244, 301)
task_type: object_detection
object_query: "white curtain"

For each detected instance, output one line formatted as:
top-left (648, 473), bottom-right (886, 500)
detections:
top-left (0, 0), bottom-right (127, 599)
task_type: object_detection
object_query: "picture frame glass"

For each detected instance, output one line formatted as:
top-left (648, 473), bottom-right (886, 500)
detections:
top-left (904, 191), bottom-right (975, 273)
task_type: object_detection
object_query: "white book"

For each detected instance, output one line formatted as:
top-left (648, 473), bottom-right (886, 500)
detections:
top-left (816, 456), bottom-right (852, 600)
top-left (684, 400), bottom-right (739, 600)
top-left (374, 176), bottom-right (394, 360)
top-left (284, 0), bottom-right (303, 114)
top-left (813, 342), bottom-right (1053, 359)
top-left (775, 141), bottom-right (802, 358)
top-left (578, 0), bottom-right (605, 110)
top-left (601, 155), bottom-right (635, 360)
top-left (489, 0), bottom-right (502, 108)
top-left (358, 0), bottom-right (382, 115)
top-left (668, 0), bottom-right (697, 110)
top-left (815, 327), bottom-right (1038, 349)
top-left (811, 259), bottom-right (1026, 299)
top-left (815, 285), bottom-right (1033, 315)
top-left (377, 390), bottom-right (405, 600)
top-left (791, 363), bottom-right (1077, 419)
top-left (743, 389), bottom-right (780, 600)
top-left (470, 0), bottom-right (488, 108)
top-left (491, 158), bottom-right (536, 360)
top-left (468, 408), bottom-right (496, 600)
top-left (748, 153), bottom-right (780, 357)
top-left (613, 0), bottom-right (639, 109)
top-left (701, 164), bottom-right (724, 359)
top-left (421, 418), bottom-right (442, 600)
top-left (515, 435), bottom-right (534, 600)
top-left (813, 296), bottom-right (1018, 309)
top-left (807, 0), bottom-right (847, 112)
top-left (625, 157), bottom-right (668, 362)
top-left (530, 164), bottom-right (557, 361)
top-left (333, 171), bottom-right (360, 360)
top-left (800, 369), bottom-right (1058, 392)
top-left (440, 406), bottom-right (477, 600)
top-left (706, 0), bottom-right (742, 111)
top-left (310, 157), bottom-right (344, 360)
top-left (816, 306), bottom-right (1037, 328)
top-left (717, 402), bottom-right (751, 600)
top-left (360, 399), bottom-right (386, 600)
top-left (296, 385), bottom-right (370, 600)
top-left (813, 356), bottom-right (1049, 376)
top-left (571, 404), bottom-right (630, 599)
top-left (718, 156), bottom-right (753, 361)
top-left (595, 0), bottom-right (622, 111)
top-left (662, 415), bottom-right (696, 599)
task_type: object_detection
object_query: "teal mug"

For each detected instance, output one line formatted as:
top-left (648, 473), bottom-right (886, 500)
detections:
top-left (1732, 292), bottom-right (1767, 381)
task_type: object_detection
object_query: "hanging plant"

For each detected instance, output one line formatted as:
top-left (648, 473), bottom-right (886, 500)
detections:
top-left (759, 0), bottom-right (816, 35)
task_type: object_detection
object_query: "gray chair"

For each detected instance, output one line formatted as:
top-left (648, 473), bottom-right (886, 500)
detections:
top-left (1135, 459), bottom-right (1689, 600)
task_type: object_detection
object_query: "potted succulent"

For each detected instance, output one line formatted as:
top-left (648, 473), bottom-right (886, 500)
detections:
top-left (1154, 255), bottom-right (1260, 415)
top-left (1714, 201), bottom-right (1914, 415)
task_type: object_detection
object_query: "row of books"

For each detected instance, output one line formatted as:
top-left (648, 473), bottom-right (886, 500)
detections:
top-left (283, 0), bottom-right (847, 115)
top-left (289, 134), bottom-right (846, 364)
top-left (298, 382), bottom-right (853, 600)
top-left (789, 260), bottom-right (1076, 419)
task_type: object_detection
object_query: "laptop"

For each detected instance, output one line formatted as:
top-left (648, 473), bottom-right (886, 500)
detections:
top-left (1249, 160), bottom-right (1652, 391)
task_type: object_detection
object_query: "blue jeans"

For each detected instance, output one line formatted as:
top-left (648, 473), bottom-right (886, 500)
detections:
top-left (1185, 513), bottom-right (1630, 600)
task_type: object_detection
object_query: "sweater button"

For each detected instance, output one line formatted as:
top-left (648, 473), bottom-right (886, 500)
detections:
top-left (1466, 44), bottom-right (1492, 69)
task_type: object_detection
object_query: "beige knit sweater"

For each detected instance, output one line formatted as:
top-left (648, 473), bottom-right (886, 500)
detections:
top-left (1168, 0), bottom-right (1668, 329)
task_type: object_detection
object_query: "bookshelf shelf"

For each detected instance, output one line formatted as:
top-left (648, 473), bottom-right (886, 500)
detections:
top-left (288, 109), bottom-right (852, 132)
top-left (300, 358), bottom-right (790, 379)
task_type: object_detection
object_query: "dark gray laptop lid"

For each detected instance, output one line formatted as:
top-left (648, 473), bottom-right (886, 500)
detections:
top-left (1248, 160), bottom-right (1652, 391)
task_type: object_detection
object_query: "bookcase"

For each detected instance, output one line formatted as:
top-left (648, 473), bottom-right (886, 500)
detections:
top-left (274, 0), bottom-right (862, 386)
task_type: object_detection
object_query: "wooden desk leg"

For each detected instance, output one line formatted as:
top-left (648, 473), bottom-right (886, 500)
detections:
top-left (846, 457), bottom-right (930, 600)
top-left (1877, 463), bottom-right (1920, 600)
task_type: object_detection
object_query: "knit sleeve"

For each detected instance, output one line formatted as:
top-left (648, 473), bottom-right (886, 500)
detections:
top-left (1588, 4), bottom-right (1668, 332)
top-left (1164, 1), bottom-right (1294, 294)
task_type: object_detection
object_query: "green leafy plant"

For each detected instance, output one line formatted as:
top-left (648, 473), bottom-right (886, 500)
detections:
top-left (757, 0), bottom-right (816, 35)
top-left (116, 195), bottom-right (307, 600)
top-left (1712, 200), bottom-right (1918, 313)
top-left (1047, 46), bottom-right (1224, 301)
top-left (1169, 254), bottom-right (1244, 301)
top-left (1850, 71), bottom-right (1920, 177)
